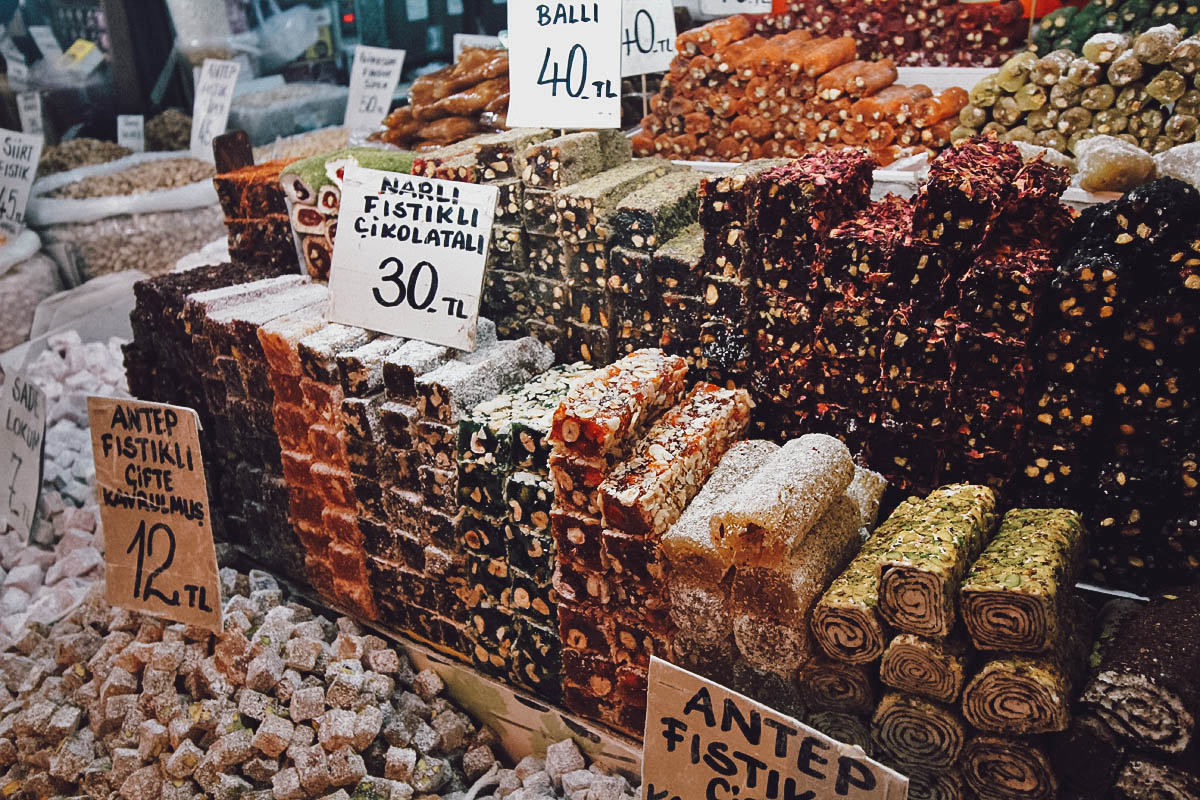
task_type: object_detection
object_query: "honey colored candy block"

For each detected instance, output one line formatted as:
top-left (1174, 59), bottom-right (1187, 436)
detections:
top-left (876, 484), bottom-right (998, 639)
top-left (602, 528), bottom-right (670, 592)
top-left (550, 509), bottom-right (606, 572)
top-left (521, 130), bottom-right (632, 189)
top-left (259, 309), bottom-right (332, 378)
top-left (549, 450), bottom-right (606, 517)
top-left (960, 508), bottom-right (1086, 653)
top-left (551, 349), bottom-right (689, 460)
top-left (731, 495), bottom-right (863, 673)
top-left (609, 171), bottom-right (704, 253)
top-left (558, 603), bottom-right (611, 658)
top-left (661, 440), bottom-right (781, 583)
top-left (599, 383), bottom-right (751, 538)
top-left (712, 434), bottom-right (855, 567)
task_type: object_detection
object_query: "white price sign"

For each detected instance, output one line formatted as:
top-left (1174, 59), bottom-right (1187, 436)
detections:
top-left (0, 129), bottom-right (44, 236)
top-left (622, 0), bottom-right (677, 77)
top-left (700, 0), bottom-right (774, 13)
top-left (117, 115), bottom-right (145, 152)
top-left (507, 0), bottom-right (622, 129)
top-left (345, 45), bottom-right (406, 137)
top-left (17, 92), bottom-right (43, 136)
top-left (328, 165), bottom-right (499, 351)
top-left (190, 58), bottom-right (241, 161)
top-left (0, 371), bottom-right (46, 539)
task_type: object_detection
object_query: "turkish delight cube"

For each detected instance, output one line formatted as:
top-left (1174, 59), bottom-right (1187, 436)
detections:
top-left (609, 170), bottom-right (704, 252)
top-left (812, 298), bottom-right (889, 360)
top-left (951, 325), bottom-right (1033, 395)
top-left (551, 510), bottom-right (607, 572)
top-left (563, 241), bottom-right (609, 288)
top-left (556, 159), bottom-right (677, 245)
top-left (506, 471), bottom-right (554, 534)
top-left (522, 188), bottom-right (560, 236)
top-left (461, 511), bottom-right (507, 557)
top-left (956, 245), bottom-right (1054, 339)
top-left (522, 130), bottom-right (632, 189)
top-left (653, 223), bottom-right (705, 296)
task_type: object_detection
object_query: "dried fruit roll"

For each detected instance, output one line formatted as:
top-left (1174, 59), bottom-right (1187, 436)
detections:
top-left (1015, 82), bottom-right (1049, 112)
top-left (871, 692), bottom-right (967, 769)
top-left (551, 349), bottom-right (689, 461)
top-left (959, 104), bottom-right (989, 128)
top-left (877, 484), bottom-right (999, 639)
top-left (913, 87), bottom-right (969, 127)
top-left (853, 85), bottom-right (932, 124)
top-left (819, 58), bottom-right (899, 101)
top-left (711, 434), bottom-right (855, 566)
top-left (1033, 50), bottom-right (1075, 86)
top-left (1108, 50), bottom-right (1145, 86)
top-left (961, 736), bottom-right (1057, 800)
top-left (959, 508), bottom-right (1086, 654)
top-left (961, 610), bottom-right (1089, 735)
top-left (1169, 35), bottom-right (1200, 73)
top-left (1079, 588), bottom-right (1200, 755)
top-left (1148, 68), bottom-right (1189, 102)
top-left (1067, 57), bottom-right (1104, 87)
top-left (969, 75), bottom-right (1002, 107)
top-left (807, 712), bottom-right (874, 756)
top-left (661, 440), bottom-right (780, 583)
top-left (800, 36), bottom-right (858, 77)
top-left (731, 494), bottom-right (863, 673)
top-left (997, 51), bottom-right (1037, 92)
top-left (599, 382), bottom-right (751, 538)
top-left (1082, 83), bottom-right (1118, 109)
top-left (1135, 23), bottom-right (1183, 64)
top-left (797, 655), bottom-right (879, 714)
top-left (677, 13), bottom-right (753, 57)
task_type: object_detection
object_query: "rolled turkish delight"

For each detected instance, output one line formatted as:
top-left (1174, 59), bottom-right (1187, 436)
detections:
top-left (961, 736), bottom-right (1057, 800)
top-left (600, 383), bottom-right (751, 538)
top-left (871, 692), bottom-right (967, 770)
top-left (797, 655), bottom-right (878, 714)
top-left (880, 633), bottom-right (970, 704)
top-left (551, 349), bottom-right (689, 460)
top-left (711, 434), bottom-right (855, 566)
top-left (961, 508), bottom-right (1086, 654)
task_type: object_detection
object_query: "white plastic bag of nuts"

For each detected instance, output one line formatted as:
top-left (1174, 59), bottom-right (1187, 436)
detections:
top-left (25, 151), bottom-right (225, 284)
top-left (0, 229), bottom-right (61, 353)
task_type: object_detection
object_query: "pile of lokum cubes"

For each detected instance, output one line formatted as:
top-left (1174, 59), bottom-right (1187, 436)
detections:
top-left (633, 17), bottom-right (969, 163)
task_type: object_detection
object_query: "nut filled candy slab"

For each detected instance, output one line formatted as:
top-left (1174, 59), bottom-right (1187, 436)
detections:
top-left (956, 246), bottom-right (1055, 340)
top-left (609, 171), bottom-right (704, 253)
top-left (521, 130), bottom-right (633, 190)
top-left (415, 337), bottom-right (556, 425)
top-left (698, 159), bottom-right (789, 276)
top-left (555, 159), bottom-right (679, 246)
top-left (653, 224), bottom-right (705, 298)
top-left (819, 194), bottom-right (913, 297)
top-left (481, 270), bottom-right (531, 340)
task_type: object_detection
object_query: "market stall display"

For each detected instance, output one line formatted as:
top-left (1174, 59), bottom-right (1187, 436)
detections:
top-left (633, 18), bottom-right (967, 163)
top-left (1030, 0), bottom-right (1200, 56)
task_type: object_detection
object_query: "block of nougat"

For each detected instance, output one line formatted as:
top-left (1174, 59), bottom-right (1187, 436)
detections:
top-left (711, 434), bottom-right (855, 567)
top-left (660, 440), bottom-right (780, 583)
top-left (599, 382), bottom-right (751, 538)
top-left (337, 336), bottom-right (407, 397)
top-left (609, 171), bottom-right (704, 253)
top-left (381, 318), bottom-right (496, 401)
top-left (416, 337), bottom-right (555, 423)
top-left (522, 130), bottom-right (632, 189)
top-left (731, 495), bottom-right (863, 674)
top-left (555, 158), bottom-right (678, 244)
top-left (550, 349), bottom-right (689, 461)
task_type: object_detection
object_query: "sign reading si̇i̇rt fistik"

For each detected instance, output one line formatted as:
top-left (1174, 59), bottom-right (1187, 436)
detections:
top-left (506, 1), bottom-right (622, 129)
top-left (328, 165), bottom-right (499, 351)
top-left (642, 658), bottom-right (909, 800)
top-left (89, 398), bottom-right (222, 631)
top-left (0, 128), bottom-right (45, 237)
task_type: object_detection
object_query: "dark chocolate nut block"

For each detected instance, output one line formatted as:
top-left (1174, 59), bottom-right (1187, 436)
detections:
top-left (530, 277), bottom-right (570, 326)
top-left (474, 128), bottom-right (556, 182)
top-left (418, 465), bottom-right (458, 512)
top-left (461, 510), bottom-right (507, 557)
top-left (1108, 357), bottom-right (1196, 421)
top-left (467, 603), bottom-right (517, 678)
top-left (563, 241), bottom-right (608, 288)
top-left (509, 617), bottom-right (563, 702)
top-left (805, 403), bottom-right (879, 457)
top-left (527, 233), bottom-right (567, 279)
top-left (805, 357), bottom-right (883, 411)
top-left (939, 448), bottom-right (1016, 491)
top-left (482, 269), bottom-right (530, 340)
top-left (563, 321), bottom-right (614, 365)
top-left (880, 308), bottom-right (955, 385)
top-left (957, 245), bottom-right (1054, 339)
top-left (751, 339), bottom-right (806, 407)
top-left (653, 223), bottom-right (704, 296)
top-left (556, 159), bottom-right (677, 245)
top-left (951, 324), bottom-right (1034, 395)
top-left (506, 471), bottom-right (553, 534)
top-left (698, 158), bottom-right (789, 233)
top-left (522, 187), bottom-right (560, 235)
top-left (457, 459), bottom-right (507, 516)
top-left (1090, 177), bottom-right (1200, 261)
top-left (1025, 381), bottom-right (1096, 443)
top-left (415, 419), bottom-right (457, 470)
top-left (467, 552), bottom-right (511, 607)
top-left (1121, 295), bottom-right (1199, 358)
top-left (558, 603), bottom-right (612, 659)
top-left (521, 130), bottom-right (632, 189)
top-left (494, 179), bottom-right (525, 227)
top-left (491, 226), bottom-right (529, 273)
top-left (569, 284), bottom-right (612, 329)
top-left (812, 298), bottom-right (889, 361)
top-left (1094, 460), bottom-right (1169, 542)
top-left (884, 237), bottom-right (959, 302)
top-left (1051, 250), bottom-right (1125, 331)
top-left (703, 226), bottom-right (751, 280)
top-left (1015, 436), bottom-right (1089, 507)
top-left (756, 287), bottom-right (818, 358)
top-left (507, 523), bottom-right (556, 586)
top-left (608, 246), bottom-right (658, 304)
top-left (700, 318), bottom-right (752, 373)
top-left (882, 379), bottom-right (954, 437)
top-left (702, 274), bottom-right (753, 320)
top-left (613, 299), bottom-right (660, 357)
top-left (661, 293), bottom-right (705, 366)
top-left (1038, 327), bottom-right (1109, 386)
top-left (819, 193), bottom-right (913, 297)
top-left (508, 566), bottom-right (558, 622)
top-left (609, 170), bottom-right (704, 252)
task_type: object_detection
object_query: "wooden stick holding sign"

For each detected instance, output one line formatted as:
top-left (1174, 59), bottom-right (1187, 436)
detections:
top-left (88, 397), bottom-right (222, 631)
top-left (642, 658), bottom-right (909, 800)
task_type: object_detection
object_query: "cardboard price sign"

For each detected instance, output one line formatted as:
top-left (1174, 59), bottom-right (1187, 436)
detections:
top-left (345, 45), bottom-right (407, 137)
top-left (0, 371), bottom-right (46, 539)
top-left (328, 165), bottom-right (498, 351)
top-left (643, 659), bottom-right (908, 800)
top-left (507, 0), bottom-right (622, 129)
top-left (117, 115), bottom-right (146, 152)
top-left (0, 128), bottom-right (45, 236)
top-left (622, 0), bottom-right (677, 77)
top-left (699, 0), bottom-right (774, 13)
top-left (88, 398), bottom-right (222, 631)
top-left (190, 59), bottom-right (242, 162)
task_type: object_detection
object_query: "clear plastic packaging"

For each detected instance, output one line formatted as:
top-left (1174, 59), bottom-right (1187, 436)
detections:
top-left (0, 231), bottom-right (61, 352)
top-left (228, 83), bottom-right (350, 146)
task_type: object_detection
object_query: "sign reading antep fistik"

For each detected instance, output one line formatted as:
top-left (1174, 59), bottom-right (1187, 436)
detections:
top-left (642, 658), bottom-right (909, 800)
top-left (89, 397), bottom-right (222, 631)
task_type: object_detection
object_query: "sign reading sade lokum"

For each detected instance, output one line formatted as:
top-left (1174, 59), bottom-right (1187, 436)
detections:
top-left (642, 658), bottom-right (908, 800)
top-left (328, 165), bottom-right (499, 351)
top-left (507, 1), bottom-right (622, 129)
top-left (0, 370), bottom-right (46, 539)
top-left (89, 397), bottom-right (222, 631)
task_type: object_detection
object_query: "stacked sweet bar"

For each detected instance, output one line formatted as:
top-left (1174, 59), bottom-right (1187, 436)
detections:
top-left (521, 131), bottom-right (634, 355)
top-left (187, 276), bottom-right (328, 582)
top-left (456, 362), bottom-right (595, 699)
top-left (1024, 177), bottom-right (1200, 592)
top-left (661, 435), bottom-right (885, 728)
top-left (651, 224), bottom-right (706, 372)
top-left (635, 18), bottom-right (969, 163)
top-left (213, 158), bottom-right (301, 274)
top-left (549, 349), bottom-right (689, 732)
top-left (772, 0), bottom-right (1025, 66)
